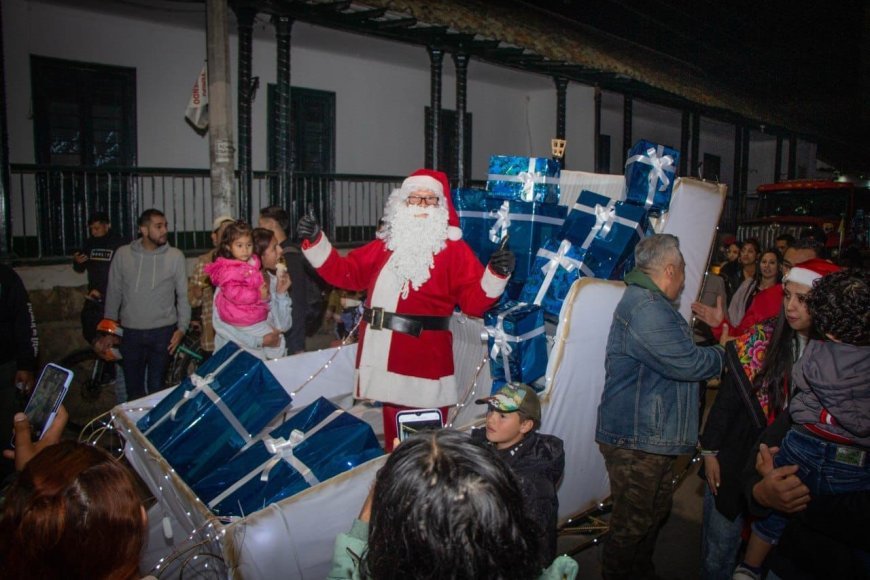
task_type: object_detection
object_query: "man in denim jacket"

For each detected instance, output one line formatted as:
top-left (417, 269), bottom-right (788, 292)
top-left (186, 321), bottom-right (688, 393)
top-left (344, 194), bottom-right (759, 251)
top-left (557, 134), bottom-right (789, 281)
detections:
top-left (596, 234), bottom-right (723, 580)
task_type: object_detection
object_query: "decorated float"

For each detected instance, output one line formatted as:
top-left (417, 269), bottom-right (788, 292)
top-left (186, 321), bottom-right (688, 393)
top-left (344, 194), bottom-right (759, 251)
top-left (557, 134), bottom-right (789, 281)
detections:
top-left (109, 143), bottom-right (726, 578)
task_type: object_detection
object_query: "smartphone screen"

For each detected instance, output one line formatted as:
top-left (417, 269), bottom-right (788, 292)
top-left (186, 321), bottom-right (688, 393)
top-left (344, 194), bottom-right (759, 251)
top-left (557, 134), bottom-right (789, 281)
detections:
top-left (16, 364), bottom-right (73, 445)
top-left (396, 409), bottom-right (444, 442)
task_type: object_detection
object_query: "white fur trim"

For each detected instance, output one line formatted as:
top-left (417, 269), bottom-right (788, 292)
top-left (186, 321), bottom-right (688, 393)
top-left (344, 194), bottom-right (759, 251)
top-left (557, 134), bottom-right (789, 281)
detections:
top-left (481, 267), bottom-right (509, 298)
top-left (301, 234), bottom-right (332, 268)
top-left (402, 175), bottom-right (443, 197)
top-left (447, 225), bottom-right (462, 241)
top-left (357, 254), bottom-right (404, 390)
top-left (784, 266), bottom-right (821, 288)
top-left (357, 367), bottom-right (459, 408)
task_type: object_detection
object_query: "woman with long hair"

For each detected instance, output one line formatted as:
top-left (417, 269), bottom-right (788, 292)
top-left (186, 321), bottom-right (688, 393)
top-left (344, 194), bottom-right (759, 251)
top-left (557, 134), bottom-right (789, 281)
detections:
top-left (697, 259), bottom-right (839, 580)
top-left (692, 247), bottom-right (783, 343)
top-left (0, 441), bottom-right (147, 580)
top-left (727, 249), bottom-right (783, 328)
top-left (328, 429), bottom-right (578, 580)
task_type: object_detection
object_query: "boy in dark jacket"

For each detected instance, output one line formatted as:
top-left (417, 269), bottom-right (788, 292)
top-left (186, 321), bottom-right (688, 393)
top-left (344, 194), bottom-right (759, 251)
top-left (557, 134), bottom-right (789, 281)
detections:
top-left (472, 383), bottom-right (565, 566)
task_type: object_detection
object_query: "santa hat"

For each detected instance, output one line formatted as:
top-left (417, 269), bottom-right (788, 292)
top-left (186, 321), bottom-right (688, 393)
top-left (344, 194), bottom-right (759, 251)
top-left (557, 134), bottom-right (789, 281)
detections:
top-left (401, 168), bottom-right (462, 241)
top-left (784, 258), bottom-right (841, 287)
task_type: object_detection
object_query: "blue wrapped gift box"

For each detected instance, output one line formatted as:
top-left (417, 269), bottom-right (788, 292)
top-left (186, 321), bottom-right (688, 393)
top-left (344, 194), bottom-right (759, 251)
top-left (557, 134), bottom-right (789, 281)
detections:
top-left (191, 397), bottom-right (383, 517)
top-left (521, 202), bottom-right (647, 316)
top-left (484, 301), bottom-right (547, 391)
top-left (624, 139), bottom-right (679, 215)
top-left (519, 239), bottom-right (586, 318)
top-left (486, 155), bottom-right (560, 204)
top-left (137, 343), bottom-right (292, 485)
top-left (558, 190), bottom-right (617, 246)
top-left (454, 188), bottom-right (567, 282)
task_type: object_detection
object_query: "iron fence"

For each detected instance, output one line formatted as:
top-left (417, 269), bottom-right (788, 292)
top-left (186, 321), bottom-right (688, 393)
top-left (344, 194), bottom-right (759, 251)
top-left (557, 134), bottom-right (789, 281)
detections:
top-left (8, 164), bottom-right (404, 261)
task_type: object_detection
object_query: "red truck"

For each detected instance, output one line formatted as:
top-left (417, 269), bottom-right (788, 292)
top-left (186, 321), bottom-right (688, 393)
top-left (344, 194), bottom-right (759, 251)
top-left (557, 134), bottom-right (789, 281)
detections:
top-left (737, 179), bottom-right (870, 260)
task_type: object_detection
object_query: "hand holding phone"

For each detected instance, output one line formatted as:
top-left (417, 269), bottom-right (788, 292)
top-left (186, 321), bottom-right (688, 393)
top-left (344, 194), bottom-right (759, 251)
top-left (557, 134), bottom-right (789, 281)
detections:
top-left (396, 409), bottom-right (444, 442)
top-left (10, 363), bottom-right (73, 449)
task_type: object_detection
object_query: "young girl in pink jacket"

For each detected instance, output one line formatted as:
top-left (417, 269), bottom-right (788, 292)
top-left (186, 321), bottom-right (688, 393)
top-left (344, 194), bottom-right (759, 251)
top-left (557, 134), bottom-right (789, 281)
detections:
top-left (204, 221), bottom-right (277, 354)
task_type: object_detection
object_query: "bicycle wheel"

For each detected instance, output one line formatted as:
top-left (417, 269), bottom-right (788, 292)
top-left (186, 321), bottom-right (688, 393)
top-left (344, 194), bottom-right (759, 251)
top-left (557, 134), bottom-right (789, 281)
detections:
top-left (59, 349), bottom-right (118, 431)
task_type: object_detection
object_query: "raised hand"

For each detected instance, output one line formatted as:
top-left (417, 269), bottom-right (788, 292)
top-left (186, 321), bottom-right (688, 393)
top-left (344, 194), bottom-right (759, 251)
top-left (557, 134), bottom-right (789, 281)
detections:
top-left (488, 248), bottom-right (516, 277)
top-left (296, 215), bottom-right (321, 243)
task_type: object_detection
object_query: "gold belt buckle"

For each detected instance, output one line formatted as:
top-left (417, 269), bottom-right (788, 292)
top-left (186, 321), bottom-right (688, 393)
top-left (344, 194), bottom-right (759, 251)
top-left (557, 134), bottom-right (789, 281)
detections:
top-left (369, 307), bottom-right (385, 330)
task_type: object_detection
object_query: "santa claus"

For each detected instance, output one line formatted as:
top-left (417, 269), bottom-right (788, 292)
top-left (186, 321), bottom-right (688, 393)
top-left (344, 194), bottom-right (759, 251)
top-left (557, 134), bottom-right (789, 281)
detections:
top-left (297, 169), bottom-right (514, 449)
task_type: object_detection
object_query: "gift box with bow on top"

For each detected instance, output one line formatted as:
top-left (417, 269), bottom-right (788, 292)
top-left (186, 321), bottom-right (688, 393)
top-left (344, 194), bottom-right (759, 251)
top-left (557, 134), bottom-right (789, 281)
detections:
top-left (454, 187), bottom-right (568, 282)
top-left (484, 301), bottom-right (547, 392)
top-left (486, 155), bottom-right (560, 204)
top-left (136, 342), bottom-right (292, 485)
top-left (521, 202), bottom-right (648, 317)
top-left (190, 397), bottom-right (383, 518)
top-left (624, 140), bottom-right (679, 215)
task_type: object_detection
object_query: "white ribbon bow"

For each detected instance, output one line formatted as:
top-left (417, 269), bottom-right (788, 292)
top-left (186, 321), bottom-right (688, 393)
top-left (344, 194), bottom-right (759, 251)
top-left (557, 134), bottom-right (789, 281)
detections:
top-left (488, 201), bottom-right (512, 244)
top-left (533, 239), bottom-right (581, 305)
top-left (517, 171), bottom-right (536, 202)
top-left (260, 429), bottom-right (318, 484)
top-left (626, 145), bottom-right (675, 208)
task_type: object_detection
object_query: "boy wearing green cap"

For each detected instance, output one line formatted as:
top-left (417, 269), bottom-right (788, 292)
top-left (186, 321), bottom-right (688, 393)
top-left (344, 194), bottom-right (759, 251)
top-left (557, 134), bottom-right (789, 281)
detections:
top-left (473, 383), bottom-right (565, 566)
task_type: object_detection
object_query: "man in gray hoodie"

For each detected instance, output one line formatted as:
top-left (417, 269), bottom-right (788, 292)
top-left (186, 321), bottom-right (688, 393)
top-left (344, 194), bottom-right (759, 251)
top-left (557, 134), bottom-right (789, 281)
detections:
top-left (104, 209), bottom-right (190, 401)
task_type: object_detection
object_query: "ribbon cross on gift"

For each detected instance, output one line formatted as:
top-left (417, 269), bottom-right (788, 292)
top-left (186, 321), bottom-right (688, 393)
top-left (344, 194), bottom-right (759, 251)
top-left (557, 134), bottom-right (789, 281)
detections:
top-left (145, 347), bottom-right (252, 442)
top-left (625, 145), bottom-right (675, 208)
top-left (206, 409), bottom-right (344, 509)
top-left (533, 239), bottom-right (583, 305)
top-left (485, 302), bottom-right (545, 385)
top-left (488, 201), bottom-right (512, 243)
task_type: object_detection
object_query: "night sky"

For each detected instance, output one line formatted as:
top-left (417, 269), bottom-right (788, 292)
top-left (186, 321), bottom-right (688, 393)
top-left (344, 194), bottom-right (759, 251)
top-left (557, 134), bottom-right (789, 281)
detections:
top-left (526, 0), bottom-right (867, 168)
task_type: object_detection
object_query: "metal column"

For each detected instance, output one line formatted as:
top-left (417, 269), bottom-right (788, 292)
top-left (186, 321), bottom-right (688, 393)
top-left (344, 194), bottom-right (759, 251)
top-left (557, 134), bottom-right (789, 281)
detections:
top-left (690, 112), bottom-right (701, 178)
top-left (593, 86), bottom-right (602, 172)
top-left (787, 135), bottom-right (797, 179)
top-left (774, 135), bottom-right (783, 183)
top-left (731, 124), bottom-right (743, 229)
top-left (273, 15), bottom-right (293, 209)
top-left (0, 0), bottom-right (10, 256)
top-left (622, 95), bottom-right (632, 166)
top-left (680, 111), bottom-right (690, 177)
top-left (234, 6), bottom-right (256, 222)
top-left (740, 127), bottom-right (751, 218)
top-left (426, 47), bottom-right (444, 170)
top-left (554, 76), bottom-right (568, 168)
top-left (453, 52), bottom-right (469, 187)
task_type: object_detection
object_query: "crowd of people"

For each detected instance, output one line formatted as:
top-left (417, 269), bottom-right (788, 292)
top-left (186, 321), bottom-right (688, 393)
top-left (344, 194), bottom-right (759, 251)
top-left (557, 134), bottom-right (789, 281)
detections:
top-left (0, 168), bottom-right (866, 579)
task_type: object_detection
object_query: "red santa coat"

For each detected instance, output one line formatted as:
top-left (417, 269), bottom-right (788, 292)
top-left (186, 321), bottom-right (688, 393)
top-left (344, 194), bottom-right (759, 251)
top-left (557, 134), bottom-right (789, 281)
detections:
top-left (303, 233), bottom-right (507, 408)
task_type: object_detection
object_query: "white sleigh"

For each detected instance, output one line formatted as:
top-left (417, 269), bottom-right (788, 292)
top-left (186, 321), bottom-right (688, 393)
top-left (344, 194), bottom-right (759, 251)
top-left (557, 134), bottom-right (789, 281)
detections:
top-left (114, 177), bottom-right (725, 579)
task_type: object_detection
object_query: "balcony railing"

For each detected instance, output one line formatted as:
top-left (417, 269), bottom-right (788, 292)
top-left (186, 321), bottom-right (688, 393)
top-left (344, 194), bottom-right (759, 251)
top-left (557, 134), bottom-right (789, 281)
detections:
top-left (8, 165), bottom-right (405, 261)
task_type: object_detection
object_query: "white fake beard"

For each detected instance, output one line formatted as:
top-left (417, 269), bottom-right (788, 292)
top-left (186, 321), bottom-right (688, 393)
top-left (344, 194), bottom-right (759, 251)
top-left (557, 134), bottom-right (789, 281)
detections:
top-left (384, 204), bottom-right (448, 298)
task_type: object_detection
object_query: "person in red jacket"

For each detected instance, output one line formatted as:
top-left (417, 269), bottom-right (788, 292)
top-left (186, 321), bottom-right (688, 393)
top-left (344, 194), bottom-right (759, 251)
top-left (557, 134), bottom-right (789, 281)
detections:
top-left (297, 169), bottom-right (514, 449)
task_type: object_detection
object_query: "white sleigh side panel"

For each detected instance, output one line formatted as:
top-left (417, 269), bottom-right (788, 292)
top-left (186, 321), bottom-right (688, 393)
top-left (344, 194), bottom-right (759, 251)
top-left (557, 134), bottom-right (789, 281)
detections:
top-left (541, 278), bottom-right (626, 519)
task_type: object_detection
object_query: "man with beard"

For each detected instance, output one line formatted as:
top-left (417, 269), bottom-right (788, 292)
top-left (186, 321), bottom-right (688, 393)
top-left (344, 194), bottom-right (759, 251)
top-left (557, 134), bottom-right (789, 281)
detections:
top-left (104, 209), bottom-right (190, 401)
top-left (297, 169), bottom-right (514, 449)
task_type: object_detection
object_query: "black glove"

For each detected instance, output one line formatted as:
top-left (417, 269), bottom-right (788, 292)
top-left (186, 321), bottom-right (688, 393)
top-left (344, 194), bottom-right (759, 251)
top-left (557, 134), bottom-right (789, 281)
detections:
top-left (296, 215), bottom-right (321, 243)
top-left (488, 248), bottom-right (515, 277)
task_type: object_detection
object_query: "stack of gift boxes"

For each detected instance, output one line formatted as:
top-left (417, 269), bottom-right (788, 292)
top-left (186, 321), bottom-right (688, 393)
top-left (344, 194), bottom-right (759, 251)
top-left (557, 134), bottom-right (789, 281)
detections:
top-left (456, 141), bottom-right (679, 392)
top-left (136, 343), bottom-right (383, 518)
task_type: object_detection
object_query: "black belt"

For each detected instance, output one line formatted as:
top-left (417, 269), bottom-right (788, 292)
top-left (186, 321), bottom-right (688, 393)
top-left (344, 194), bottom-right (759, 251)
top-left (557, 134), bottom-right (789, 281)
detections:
top-left (362, 307), bottom-right (451, 337)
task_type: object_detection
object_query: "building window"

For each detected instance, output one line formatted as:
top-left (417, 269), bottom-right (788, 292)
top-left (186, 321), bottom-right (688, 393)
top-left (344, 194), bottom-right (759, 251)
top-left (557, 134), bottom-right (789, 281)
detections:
top-left (29, 56), bottom-right (137, 256)
top-left (267, 85), bottom-right (336, 174)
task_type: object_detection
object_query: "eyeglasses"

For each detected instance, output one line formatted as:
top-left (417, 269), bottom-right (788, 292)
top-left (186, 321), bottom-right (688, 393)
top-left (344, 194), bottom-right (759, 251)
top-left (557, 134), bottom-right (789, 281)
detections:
top-left (406, 195), bottom-right (440, 207)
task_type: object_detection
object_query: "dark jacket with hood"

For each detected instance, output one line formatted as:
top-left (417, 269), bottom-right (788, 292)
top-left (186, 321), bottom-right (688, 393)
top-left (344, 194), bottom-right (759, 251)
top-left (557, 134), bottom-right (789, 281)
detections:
top-left (789, 339), bottom-right (870, 446)
top-left (699, 317), bottom-right (783, 520)
top-left (472, 428), bottom-right (565, 566)
top-left (72, 231), bottom-right (126, 295)
top-left (0, 265), bottom-right (38, 372)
